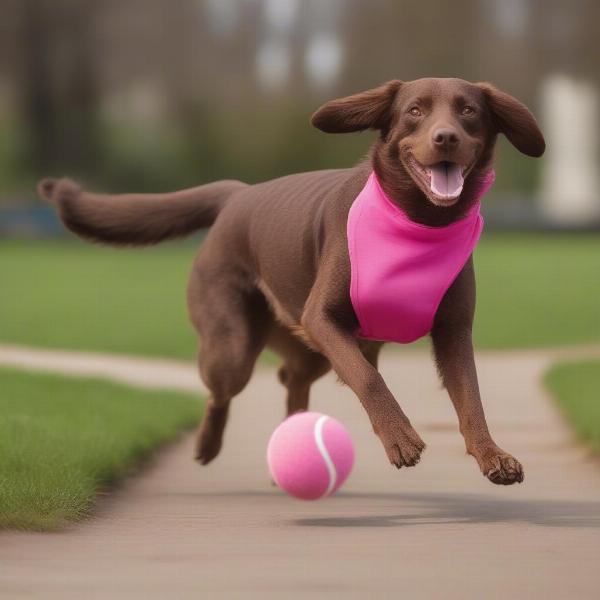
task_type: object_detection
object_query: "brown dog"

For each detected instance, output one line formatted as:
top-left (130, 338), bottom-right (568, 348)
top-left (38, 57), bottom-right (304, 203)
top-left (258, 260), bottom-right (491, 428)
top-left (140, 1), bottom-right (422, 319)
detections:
top-left (38, 78), bottom-right (545, 485)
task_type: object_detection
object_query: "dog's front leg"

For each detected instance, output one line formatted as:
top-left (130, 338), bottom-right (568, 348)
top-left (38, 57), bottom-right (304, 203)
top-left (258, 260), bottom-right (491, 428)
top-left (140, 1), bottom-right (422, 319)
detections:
top-left (301, 304), bottom-right (425, 469)
top-left (431, 258), bottom-right (524, 485)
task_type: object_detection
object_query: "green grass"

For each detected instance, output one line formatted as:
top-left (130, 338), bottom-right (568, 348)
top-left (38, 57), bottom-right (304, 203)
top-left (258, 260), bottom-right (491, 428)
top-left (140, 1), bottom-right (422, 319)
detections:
top-left (473, 233), bottom-right (600, 348)
top-left (0, 238), bottom-right (198, 359)
top-left (0, 367), bottom-right (202, 531)
top-left (544, 360), bottom-right (600, 454)
top-left (1, 234), bottom-right (599, 355)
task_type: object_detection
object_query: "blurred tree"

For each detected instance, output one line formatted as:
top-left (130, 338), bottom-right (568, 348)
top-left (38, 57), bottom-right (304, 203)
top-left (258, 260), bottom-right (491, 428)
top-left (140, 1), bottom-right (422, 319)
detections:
top-left (18, 0), bottom-right (102, 175)
top-left (0, 0), bottom-right (597, 202)
top-left (19, 0), bottom-right (55, 172)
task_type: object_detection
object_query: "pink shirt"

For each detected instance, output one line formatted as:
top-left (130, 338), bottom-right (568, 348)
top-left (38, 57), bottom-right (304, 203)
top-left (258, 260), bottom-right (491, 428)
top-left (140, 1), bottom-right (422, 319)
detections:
top-left (347, 171), bottom-right (494, 344)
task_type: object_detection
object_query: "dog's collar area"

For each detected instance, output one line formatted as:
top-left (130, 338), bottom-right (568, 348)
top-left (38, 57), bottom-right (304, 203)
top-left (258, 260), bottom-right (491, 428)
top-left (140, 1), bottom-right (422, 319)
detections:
top-left (370, 169), bottom-right (494, 234)
top-left (347, 172), bottom-right (488, 344)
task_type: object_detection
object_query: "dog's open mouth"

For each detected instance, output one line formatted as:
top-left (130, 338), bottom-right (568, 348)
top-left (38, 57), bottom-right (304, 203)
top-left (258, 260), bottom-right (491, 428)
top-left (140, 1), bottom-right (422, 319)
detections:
top-left (406, 156), bottom-right (467, 206)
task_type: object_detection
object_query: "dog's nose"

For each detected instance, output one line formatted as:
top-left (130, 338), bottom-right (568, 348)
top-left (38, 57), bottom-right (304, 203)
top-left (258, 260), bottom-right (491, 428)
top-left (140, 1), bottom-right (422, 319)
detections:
top-left (432, 128), bottom-right (459, 147)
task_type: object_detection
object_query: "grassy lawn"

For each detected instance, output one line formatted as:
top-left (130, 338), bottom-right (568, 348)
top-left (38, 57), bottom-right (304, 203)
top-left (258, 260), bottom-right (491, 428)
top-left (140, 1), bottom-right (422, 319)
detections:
top-left (1, 233), bottom-right (599, 356)
top-left (0, 238), bottom-right (198, 359)
top-left (0, 367), bottom-right (202, 531)
top-left (473, 233), bottom-right (600, 348)
top-left (544, 360), bottom-right (600, 454)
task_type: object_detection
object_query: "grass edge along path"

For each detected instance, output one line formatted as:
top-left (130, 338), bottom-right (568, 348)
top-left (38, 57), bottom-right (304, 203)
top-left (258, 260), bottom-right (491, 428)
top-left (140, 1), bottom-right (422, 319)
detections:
top-left (544, 358), bottom-right (600, 455)
top-left (0, 366), bottom-right (202, 531)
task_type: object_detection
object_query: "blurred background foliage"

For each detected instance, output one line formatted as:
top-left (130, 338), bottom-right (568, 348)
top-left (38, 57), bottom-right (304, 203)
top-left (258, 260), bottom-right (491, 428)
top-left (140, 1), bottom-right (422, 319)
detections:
top-left (0, 0), bottom-right (598, 205)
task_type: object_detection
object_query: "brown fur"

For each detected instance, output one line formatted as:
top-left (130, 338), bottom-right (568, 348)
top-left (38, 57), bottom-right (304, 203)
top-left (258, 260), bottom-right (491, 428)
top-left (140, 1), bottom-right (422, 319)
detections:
top-left (38, 78), bottom-right (545, 485)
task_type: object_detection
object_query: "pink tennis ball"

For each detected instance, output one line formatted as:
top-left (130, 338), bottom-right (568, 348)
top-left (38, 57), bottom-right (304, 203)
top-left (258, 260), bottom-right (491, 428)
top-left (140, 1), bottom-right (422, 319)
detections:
top-left (267, 411), bottom-right (354, 500)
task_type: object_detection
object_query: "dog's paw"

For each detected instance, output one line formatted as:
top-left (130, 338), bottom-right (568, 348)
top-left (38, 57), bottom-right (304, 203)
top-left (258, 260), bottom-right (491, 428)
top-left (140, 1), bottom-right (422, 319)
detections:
top-left (194, 405), bottom-right (228, 466)
top-left (195, 439), bottom-right (222, 465)
top-left (377, 420), bottom-right (426, 468)
top-left (478, 446), bottom-right (524, 485)
top-left (195, 425), bottom-right (224, 465)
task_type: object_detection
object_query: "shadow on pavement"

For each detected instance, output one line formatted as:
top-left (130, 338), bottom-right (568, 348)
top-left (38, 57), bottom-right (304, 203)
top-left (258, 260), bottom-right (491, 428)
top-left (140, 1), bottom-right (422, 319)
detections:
top-left (177, 489), bottom-right (600, 529)
top-left (292, 492), bottom-right (600, 529)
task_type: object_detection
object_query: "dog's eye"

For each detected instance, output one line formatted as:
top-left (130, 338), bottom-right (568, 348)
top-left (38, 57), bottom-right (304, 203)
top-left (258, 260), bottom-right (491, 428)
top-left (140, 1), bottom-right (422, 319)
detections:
top-left (408, 107), bottom-right (422, 117)
top-left (461, 106), bottom-right (475, 116)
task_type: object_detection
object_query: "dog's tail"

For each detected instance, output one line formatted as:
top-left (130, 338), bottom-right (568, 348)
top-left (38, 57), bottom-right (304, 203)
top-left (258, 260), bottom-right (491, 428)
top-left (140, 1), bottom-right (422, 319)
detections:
top-left (37, 177), bottom-right (247, 246)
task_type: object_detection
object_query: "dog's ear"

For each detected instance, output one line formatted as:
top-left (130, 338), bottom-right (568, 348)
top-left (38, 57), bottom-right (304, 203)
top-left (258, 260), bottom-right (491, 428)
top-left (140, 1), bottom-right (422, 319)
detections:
top-left (311, 80), bottom-right (403, 134)
top-left (477, 83), bottom-right (545, 157)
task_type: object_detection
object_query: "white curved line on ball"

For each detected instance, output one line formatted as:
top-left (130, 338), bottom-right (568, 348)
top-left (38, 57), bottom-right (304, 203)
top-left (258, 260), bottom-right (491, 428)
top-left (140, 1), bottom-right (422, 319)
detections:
top-left (314, 415), bottom-right (336, 497)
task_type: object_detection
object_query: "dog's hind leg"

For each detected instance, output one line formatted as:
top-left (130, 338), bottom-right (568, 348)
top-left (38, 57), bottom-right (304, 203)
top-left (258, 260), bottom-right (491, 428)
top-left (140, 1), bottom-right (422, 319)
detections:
top-left (270, 330), bottom-right (380, 419)
top-left (267, 323), bottom-right (330, 417)
top-left (188, 270), bottom-right (270, 465)
top-left (359, 340), bottom-right (384, 370)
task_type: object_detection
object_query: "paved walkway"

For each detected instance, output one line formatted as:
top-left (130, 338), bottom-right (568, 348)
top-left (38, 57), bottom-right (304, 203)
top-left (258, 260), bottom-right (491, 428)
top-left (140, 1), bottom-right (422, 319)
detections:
top-left (0, 344), bottom-right (599, 599)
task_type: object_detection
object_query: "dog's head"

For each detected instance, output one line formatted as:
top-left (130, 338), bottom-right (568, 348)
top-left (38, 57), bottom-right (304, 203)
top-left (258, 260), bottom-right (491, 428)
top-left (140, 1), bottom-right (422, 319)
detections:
top-left (312, 78), bottom-right (545, 209)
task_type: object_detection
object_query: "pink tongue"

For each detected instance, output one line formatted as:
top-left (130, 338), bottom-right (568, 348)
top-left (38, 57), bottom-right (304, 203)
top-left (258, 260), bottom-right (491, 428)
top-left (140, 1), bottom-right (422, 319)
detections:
top-left (429, 163), bottom-right (464, 198)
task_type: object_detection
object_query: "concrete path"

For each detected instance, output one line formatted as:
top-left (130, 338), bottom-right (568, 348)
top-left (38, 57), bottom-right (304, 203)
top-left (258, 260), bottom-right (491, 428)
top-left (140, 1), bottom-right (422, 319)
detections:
top-left (0, 344), bottom-right (599, 599)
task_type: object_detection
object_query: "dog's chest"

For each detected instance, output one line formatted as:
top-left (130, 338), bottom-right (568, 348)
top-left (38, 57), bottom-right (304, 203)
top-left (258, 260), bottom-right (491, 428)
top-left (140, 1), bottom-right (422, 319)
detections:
top-left (347, 172), bottom-right (487, 344)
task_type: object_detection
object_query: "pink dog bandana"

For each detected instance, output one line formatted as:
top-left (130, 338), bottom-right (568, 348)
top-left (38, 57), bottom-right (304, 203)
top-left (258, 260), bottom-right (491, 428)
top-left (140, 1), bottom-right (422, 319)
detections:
top-left (347, 170), bottom-right (494, 344)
